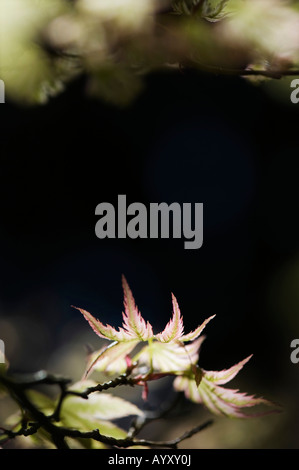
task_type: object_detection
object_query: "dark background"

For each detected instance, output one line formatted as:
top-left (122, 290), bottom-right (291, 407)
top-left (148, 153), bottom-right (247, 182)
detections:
top-left (1, 70), bottom-right (299, 447)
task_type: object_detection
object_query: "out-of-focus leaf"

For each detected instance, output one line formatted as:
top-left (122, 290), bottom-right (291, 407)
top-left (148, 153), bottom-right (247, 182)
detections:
top-left (86, 65), bottom-right (144, 107)
top-left (63, 380), bottom-right (143, 420)
top-left (57, 380), bottom-right (142, 440)
top-left (59, 404), bottom-right (128, 439)
top-left (26, 390), bottom-right (55, 415)
top-left (222, 0), bottom-right (299, 64)
top-left (0, 0), bottom-right (73, 103)
top-left (77, 0), bottom-right (155, 32)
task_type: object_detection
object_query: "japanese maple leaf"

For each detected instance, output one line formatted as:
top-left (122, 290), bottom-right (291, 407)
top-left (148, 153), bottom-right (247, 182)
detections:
top-left (74, 276), bottom-right (214, 378)
top-left (173, 356), bottom-right (276, 418)
top-left (75, 277), bottom-right (277, 418)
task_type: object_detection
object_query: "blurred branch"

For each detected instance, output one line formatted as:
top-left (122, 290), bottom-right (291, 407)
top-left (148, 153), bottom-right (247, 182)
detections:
top-left (208, 67), bottom-right (299, 80)
top-left (176, 63), bottom-right (299, 79)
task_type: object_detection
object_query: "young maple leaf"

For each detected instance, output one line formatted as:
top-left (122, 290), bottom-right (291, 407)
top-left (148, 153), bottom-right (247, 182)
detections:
top-left (155, 293), bottom-right (215, 343)
top-left (173, 356), bottom-right (277, 418)
top-left (75, 277), bottom-right (277, 418)
top-left (74, 276), bottom-right (214, 378)
top-left (74, 276), bottom-right (153, 342)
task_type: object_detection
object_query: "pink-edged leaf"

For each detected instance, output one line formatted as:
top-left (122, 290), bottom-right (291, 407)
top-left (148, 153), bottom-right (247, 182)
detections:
top-left (198, 378), bottom-right (275, 418)
top-left (174, 374), bottom-right (202, 403)
top-left (84, 340), bottom-right (139, 377)
top-left (73, 306), bottom-right (133, 342)
top-left (180, 314), bottom-right (215, 342)
top-left (121, 275), bottom-right (153, 340)
top-left (155, 294), bottom-right (184, 342)
top-left (202, 355), bottom-right (253, 385)
top-left (174, 362), bottom-right (278, 418)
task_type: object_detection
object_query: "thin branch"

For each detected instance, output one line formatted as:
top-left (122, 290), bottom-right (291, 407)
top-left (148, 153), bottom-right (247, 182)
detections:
top-left (0, 422), bottom-right (41, 445)
top-left (181, 62), bottom-right (299, 79)
top-left (0, 373), bottom-right (69, 448)
top-left (71, 373), bottom-right (136, 399)
top-left (51, 374), bottom-right (136, 422)
top-left (127, 392), bottom-right (184, 439)
top-left (59, 419), bottom-right (213, 449)
top-left (218, 67), bottom-right (299, 79)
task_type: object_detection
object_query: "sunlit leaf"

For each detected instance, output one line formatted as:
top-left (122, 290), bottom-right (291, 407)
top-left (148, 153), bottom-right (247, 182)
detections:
top-left (179, 315), bottom-right (215, 342)
top-left (84, 340), bottom-right (139, 377)
top-left (155, 294), bottom-right (184, 342)
top-left (174, 357), bottom-right (276, 418)
top-left (202, 355), bottom-right (252, 385)
top-left (73, 306), bottom-right (135, 342)
top-left (78, 277), bottom-right (215, 381)
top-left (77, 277), bottom-right (274, 420)
top-left (121, 275), bottom-right (153, 340)
top-left (135, 337), bottom-right (205, 373)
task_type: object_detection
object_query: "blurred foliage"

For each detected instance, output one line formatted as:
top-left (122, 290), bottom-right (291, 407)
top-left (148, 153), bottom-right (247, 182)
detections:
top-left (2, 0), bottom-right (299, 105)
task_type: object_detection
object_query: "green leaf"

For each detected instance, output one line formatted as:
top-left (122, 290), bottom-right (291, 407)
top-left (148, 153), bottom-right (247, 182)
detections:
top-left (0, 0), bottom-right (70, 104)
top-left (58, 380), bottom-right (143, 439)
top-left (26, 390), bottom-right (55, 414)
top-left (63, 380), bottom-right (143, 421)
